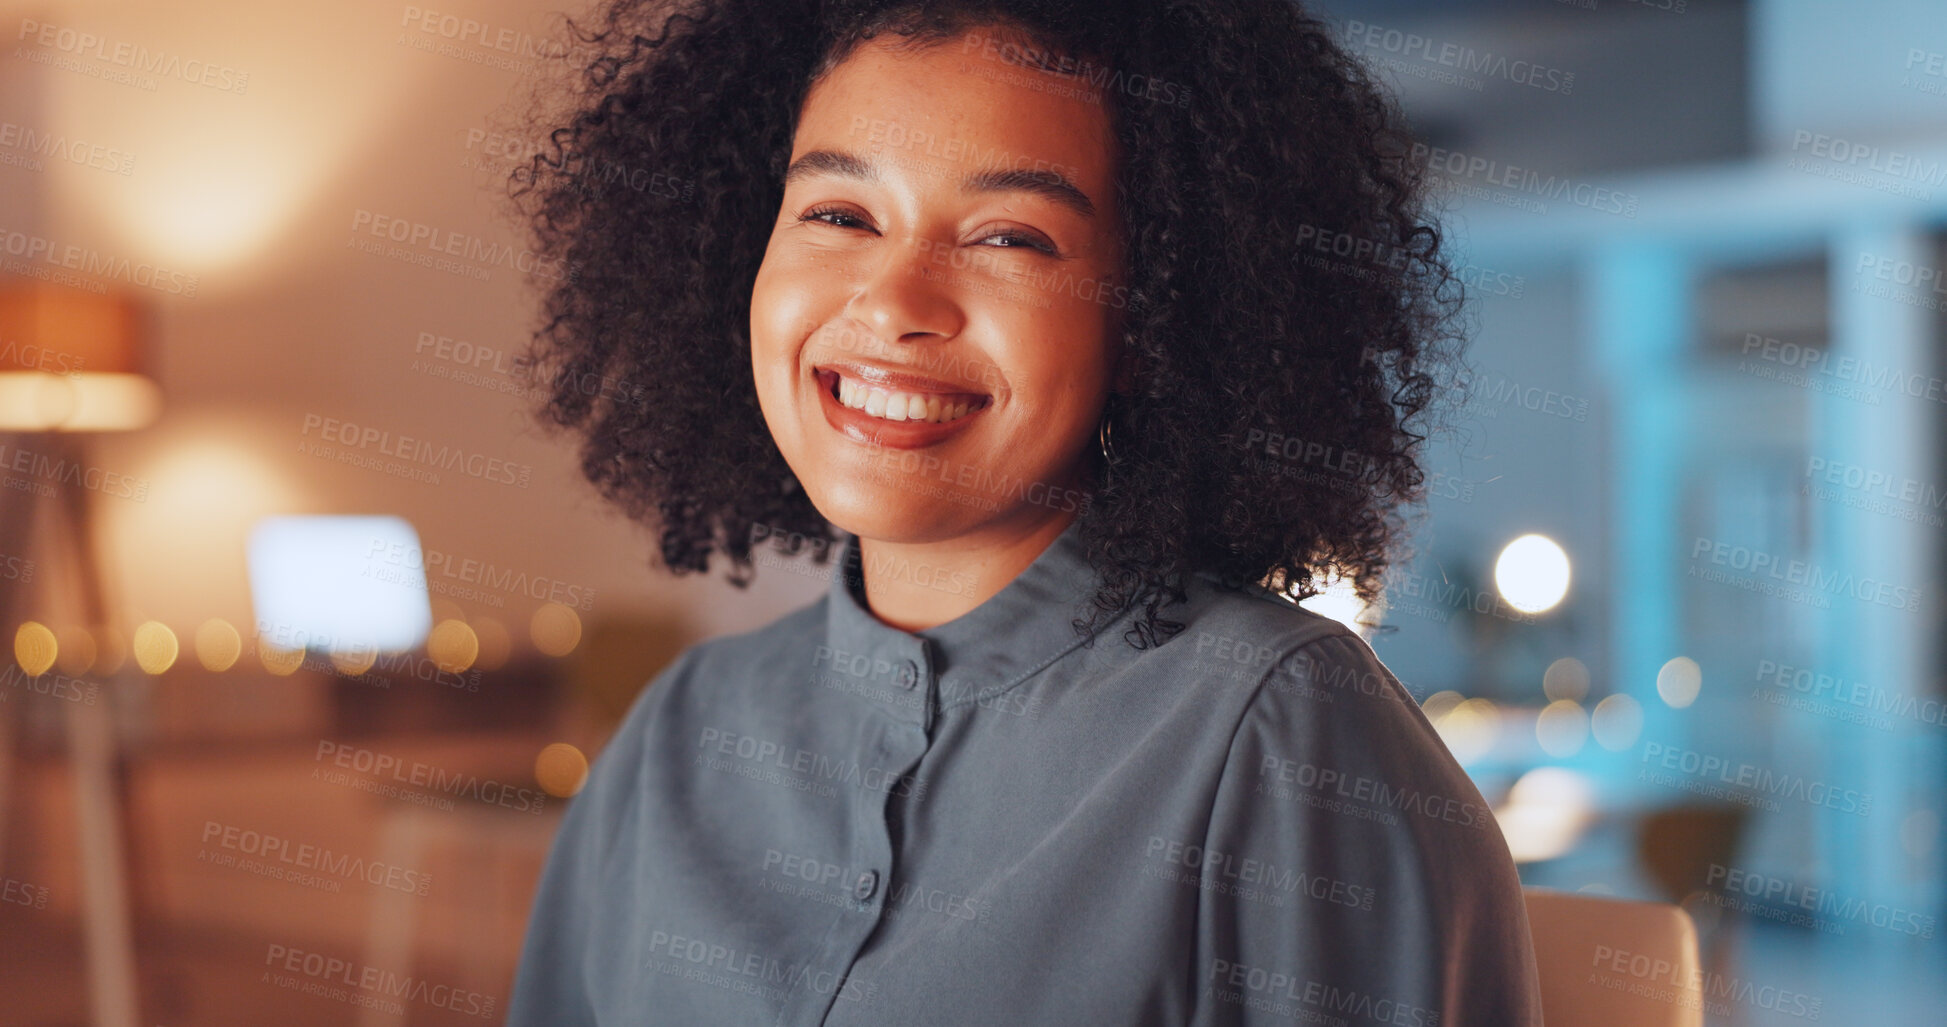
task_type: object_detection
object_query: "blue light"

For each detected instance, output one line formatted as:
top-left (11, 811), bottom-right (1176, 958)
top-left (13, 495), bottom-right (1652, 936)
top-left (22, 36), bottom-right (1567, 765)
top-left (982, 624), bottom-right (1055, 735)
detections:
top-left (246, 515), bottom-right (433, 653)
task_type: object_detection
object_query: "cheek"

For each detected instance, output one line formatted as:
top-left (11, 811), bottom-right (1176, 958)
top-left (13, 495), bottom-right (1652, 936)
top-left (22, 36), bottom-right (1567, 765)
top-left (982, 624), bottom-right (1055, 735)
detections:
top-left (749, 258), bottom-right (794, 357)
top-left (989, 303), bottom-right (1116, 431)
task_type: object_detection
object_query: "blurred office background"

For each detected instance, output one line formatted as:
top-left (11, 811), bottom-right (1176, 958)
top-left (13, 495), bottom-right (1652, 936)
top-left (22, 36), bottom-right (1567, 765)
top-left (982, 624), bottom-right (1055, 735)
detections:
top-left (1, 0), bottom-right (1942, 1023)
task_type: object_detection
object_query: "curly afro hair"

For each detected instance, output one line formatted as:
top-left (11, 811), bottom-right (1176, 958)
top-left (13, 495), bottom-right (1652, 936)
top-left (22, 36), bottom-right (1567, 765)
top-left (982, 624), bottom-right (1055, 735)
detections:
top-left (508, 0), bottom-right (1468, 650)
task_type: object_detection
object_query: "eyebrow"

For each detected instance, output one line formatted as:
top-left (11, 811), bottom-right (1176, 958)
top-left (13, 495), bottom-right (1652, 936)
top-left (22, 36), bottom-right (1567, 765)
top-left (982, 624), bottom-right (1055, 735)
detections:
top-left (783, 148), bottom-right (1097, 219)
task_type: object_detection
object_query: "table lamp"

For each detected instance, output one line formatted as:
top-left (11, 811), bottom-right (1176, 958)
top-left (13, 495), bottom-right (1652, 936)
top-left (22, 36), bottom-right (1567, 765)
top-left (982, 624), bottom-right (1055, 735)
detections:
top-left (0, 280), bottom-right (159, 431)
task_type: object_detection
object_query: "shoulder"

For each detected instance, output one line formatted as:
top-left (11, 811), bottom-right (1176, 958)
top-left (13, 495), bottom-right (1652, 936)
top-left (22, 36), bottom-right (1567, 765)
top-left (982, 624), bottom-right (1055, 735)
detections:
top-left (1229, 626), bottom-right (1492, 835)
top-left (1156, 573), bottom-right (1357, 682)
top-left (1209, 625), bottom-right (1523, 948)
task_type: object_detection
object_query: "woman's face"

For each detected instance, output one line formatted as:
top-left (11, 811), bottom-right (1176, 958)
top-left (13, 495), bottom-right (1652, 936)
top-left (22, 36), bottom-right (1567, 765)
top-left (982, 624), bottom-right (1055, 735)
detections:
top-left (750, 28), bottom-right (1125, 547)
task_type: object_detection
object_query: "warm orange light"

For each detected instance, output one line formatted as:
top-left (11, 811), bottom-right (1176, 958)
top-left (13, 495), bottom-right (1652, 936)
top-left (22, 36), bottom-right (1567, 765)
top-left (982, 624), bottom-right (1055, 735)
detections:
top-left (14, 622), bottom-right (58, 676)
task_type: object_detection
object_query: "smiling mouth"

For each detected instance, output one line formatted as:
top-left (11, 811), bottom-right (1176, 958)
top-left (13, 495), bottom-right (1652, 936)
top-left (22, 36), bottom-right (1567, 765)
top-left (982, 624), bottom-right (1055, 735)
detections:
top-left (813, 367), bottom-right (992, 425)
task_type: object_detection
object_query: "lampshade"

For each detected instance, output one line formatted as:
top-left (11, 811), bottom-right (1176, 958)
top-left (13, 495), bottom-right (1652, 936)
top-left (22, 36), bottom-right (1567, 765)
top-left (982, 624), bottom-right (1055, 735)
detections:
top-left (0, 278), bottom-right (160, 431)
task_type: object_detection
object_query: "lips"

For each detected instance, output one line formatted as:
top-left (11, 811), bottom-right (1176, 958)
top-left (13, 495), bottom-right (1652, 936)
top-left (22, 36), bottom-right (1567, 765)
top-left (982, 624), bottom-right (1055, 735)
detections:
top-left (811, 362), bottom-right (992, 449)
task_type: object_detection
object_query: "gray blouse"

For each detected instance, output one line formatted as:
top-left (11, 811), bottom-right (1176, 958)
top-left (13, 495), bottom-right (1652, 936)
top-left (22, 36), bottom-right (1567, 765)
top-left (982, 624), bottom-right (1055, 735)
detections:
top-left (508, 519), bottom-right (1543, 1025)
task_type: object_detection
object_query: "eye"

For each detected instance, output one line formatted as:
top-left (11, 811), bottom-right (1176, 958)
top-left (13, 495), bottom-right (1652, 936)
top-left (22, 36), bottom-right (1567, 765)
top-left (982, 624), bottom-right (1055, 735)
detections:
top-left (799, 204), bottom-right (876, 231)
top-left (975, 228), bottom-right (1058, 256)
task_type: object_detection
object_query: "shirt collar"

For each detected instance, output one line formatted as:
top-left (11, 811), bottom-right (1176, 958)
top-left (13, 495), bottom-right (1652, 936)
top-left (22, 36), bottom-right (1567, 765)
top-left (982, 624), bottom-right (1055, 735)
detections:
top-left (818, 517), bottom-right (1115, 729)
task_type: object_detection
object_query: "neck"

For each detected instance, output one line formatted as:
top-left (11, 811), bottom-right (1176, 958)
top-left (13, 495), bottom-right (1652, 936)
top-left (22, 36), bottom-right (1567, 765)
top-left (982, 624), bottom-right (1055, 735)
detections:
top-left (855, 509), bottom-right (1078, 633)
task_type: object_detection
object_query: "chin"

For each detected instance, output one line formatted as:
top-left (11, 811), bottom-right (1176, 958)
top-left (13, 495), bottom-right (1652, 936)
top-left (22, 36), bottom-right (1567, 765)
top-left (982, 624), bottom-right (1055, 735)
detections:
top-left (803, 479), bottom-right (973, 546)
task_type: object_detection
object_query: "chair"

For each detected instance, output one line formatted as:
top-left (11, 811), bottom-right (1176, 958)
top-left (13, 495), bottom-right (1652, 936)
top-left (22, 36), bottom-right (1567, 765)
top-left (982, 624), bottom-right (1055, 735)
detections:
top-left (1522, 887), bottom-right (1703, 1027)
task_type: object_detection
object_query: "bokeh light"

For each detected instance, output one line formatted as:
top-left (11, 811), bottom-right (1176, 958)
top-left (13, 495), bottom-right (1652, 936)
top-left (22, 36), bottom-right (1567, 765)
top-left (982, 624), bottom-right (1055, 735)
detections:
top-left (329, 646), bottom-right (379, 676)
top-left (427, 618), bottom-right (480, 674)
top-left (1494, 767), bottom-right (1596, 863)
top-left (1542, 657), bottom-right (1590, 702)
top-left (256, 635), bottom-right (306, 677)
top-left (1494, 533), bottom-right (1572, 614)
top-left (531, 603), bottom-right (583, 657)
top-left (195, 618), bottom-right (242, 672)
top-left (1657, 656), bottom-right (1703, 708)
top-left (1591, 694), bottom-right (1645, 751)
top-left (535, 742), bottom-right (591, 798)
top-left (14, 622), bottom-right (58, 677)
top-left (132, 621), bottom-right (180, 675)
top-left (1535, 699), bottom-right (1589, 758)
top-left (1432, 697), bottom-right (1500, 764)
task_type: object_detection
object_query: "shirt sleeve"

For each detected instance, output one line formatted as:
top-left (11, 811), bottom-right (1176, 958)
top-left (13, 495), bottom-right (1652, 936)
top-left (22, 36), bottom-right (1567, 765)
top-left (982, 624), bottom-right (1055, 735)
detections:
top-left (1188, 630), bottom-right (1543, 1027)
top-left (506, 649), bottom-right (692, 1027)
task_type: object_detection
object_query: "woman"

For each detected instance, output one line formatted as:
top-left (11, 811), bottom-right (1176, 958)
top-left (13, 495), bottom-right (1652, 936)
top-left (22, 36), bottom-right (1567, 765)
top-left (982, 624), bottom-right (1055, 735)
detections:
top-left (506, 0), bottom-right (1542, 1023)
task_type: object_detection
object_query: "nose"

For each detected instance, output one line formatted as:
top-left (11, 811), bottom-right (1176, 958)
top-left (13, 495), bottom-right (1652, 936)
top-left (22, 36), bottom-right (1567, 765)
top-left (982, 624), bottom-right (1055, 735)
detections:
top-left (843, 236), bottom-right (966, 349)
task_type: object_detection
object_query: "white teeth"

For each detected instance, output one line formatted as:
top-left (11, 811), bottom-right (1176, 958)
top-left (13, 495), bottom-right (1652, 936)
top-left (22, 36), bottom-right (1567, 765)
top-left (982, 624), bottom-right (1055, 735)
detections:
top-left (831, 373), bottom-right (982, 424)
